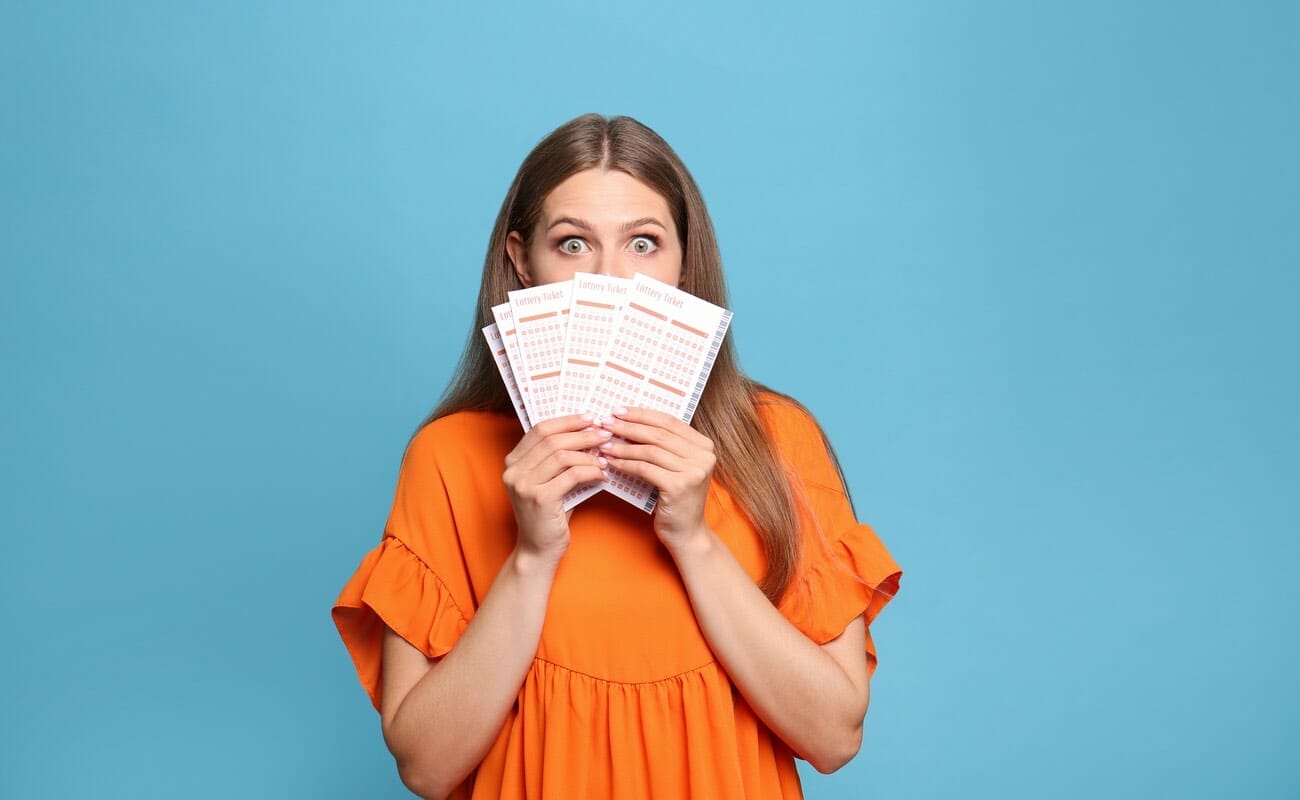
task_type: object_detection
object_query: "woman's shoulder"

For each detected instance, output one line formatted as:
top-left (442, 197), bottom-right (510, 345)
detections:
top-left (403, 409), bottom-right (520, 468)
top-left (413, 407), bottom-right (518, 437)
top-left (748, 386), bottom-right (848, 491)
top-left (750, 387), bottom-right (824, 441)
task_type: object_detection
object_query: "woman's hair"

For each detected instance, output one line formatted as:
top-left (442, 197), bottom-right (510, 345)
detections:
top-left (422, 113), bottom-right (830, 603)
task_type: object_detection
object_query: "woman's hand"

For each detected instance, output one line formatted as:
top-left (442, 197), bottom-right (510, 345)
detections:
top-left (502, 414), bottom-right (611, 563)
top-left (596, 407), bottom-right (716, 548)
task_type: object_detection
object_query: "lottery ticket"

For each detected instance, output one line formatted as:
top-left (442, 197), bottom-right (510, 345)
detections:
top-left (555, 274), bottom-right (632, 509)
top-left (481, 322), bottom-right (530, 431)
top-left (578, 273), bottom-right (732, 512)
top-left (556, 274), bottom-right (632, 416)
top-left (489, 302), bottom-right (533, 424)
top-left (507, 281), bottom-right (574, 424)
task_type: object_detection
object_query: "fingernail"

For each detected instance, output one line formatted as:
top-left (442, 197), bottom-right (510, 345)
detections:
top-left (613, 406), bottom-right (628, 416)
top-left (597, 456), bottom-right (608, 468)
top-left (598, 429), bottom-right (612, 439)
top-left (581, 413), bottom-right (595, 422)
top-left (599, 440), bottom-right (612, 451)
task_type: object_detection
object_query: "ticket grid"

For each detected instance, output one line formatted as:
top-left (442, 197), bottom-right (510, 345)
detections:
top-left (481, 322), bottom-right (530, 431)
top-left (488, 274), bottom-right (732, 513)
top-left (508, 282), bottom-right (574, 425)
top-left (557, 274), bottom-right (632, 416)
top-left (490, 302), bottom-right (533, 424)
top-left (579, 274), bottom-right (732, 512)
top-left (556, 275), bottom-right (632, 509)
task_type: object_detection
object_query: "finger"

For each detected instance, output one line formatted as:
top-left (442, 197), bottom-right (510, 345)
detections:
top-left (510, 448), bottom-right (604, 489)
top-left (597, 416), bottom-right (695, 459)
top-left (508, 414), bottom-right (606, 467)
top-left (597, 437), bottom-right (689, 473)
top-left (510, 457), bottom-right (607, 511)
top-left (610, 407), bottom-right (713, 450)
top-left (601, 455), bottom-right (678, 494)
top-left (520, 413), bottom-right (600, 446)
top-left (536, 461), bottom-right (608, 504)
top-left (514, 426), bottom-right (613, 472)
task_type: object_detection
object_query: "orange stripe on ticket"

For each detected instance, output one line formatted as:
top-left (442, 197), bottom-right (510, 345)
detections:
top-left (606, 361), bottom-right (644, 380)
top-left (567, 358), bottom-right (599, 367)
top-left (628, 302), bottom-right (668, 321)
top-left (531, 371), bottom-right (562, 380)
top-left (519, 312), bottom-right (557, 323)
top-left (576, 299), bottom-right (616, 310)
top-left (671, 319), bottom-right (708, 338)
top-left (648, 378), bottom-right (685, 397)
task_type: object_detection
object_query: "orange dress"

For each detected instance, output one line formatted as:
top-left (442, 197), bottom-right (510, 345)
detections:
top-left (332, 395), bottom-right (903, 799)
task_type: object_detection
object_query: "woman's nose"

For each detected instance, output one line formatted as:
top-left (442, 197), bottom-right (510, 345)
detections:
top-left (594, 248), bottom-right (617, 277)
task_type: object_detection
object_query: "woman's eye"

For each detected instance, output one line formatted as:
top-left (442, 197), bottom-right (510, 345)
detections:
top-left (560, 238), bottom-right (590, 255)
top-left (630, 236), bottom-right (658, 254)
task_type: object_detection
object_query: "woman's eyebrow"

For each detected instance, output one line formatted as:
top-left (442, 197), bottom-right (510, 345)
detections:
top-left (545, 216), bottom-right (668, 233)
top-left (620, 217), bottom-right (667, 233)
top-left (546, 216), bottom-right (592, 232)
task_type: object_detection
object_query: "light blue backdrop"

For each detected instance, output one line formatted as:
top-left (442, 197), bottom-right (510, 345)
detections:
top-left (2, 2), bottom-right (1297, 798)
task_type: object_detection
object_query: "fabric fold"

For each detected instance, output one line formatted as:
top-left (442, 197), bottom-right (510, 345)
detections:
top-left (478, 659), bottom-right (761, 799)
top-left (782, 518), bottom-right (903, 639)
top-left (755, 395), bottom-right (905, 676)
top-left (331, 535), bottom-right (470, 711)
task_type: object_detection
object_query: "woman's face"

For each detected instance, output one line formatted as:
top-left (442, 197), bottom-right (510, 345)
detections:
top-left (507, 168), bottom-right (683, 288)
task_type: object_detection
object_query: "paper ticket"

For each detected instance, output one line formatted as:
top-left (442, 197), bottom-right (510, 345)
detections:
top-left (481, 322), bottom-right (530, 431)
top-left (489, 302), bottom-right (533, 424)
top-left (507, 281), bottom-right (574, 424)
top-left (556, 274), bottom-right (632, 416)
top-left (556, 274), bottom-right (632, 509)
top-left (580, 273), bottom-right (732, 512)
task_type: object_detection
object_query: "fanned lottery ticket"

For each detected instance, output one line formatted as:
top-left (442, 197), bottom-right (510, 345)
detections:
top-left (507, 281), bottom-right (574, 424)
top-left (556, 274), bottom-right (632, 509)
top-left (481, 322), bottom-right (530, 431)
top-left (579, 273), bottom-right (732, 512)
top-left (556, 274), bottom-right (632, 416)
top-left (490, 302), bottom-right (533, 424)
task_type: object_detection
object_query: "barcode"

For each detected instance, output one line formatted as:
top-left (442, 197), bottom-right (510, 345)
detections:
top-left (680, 310), bottom-right (732, 423)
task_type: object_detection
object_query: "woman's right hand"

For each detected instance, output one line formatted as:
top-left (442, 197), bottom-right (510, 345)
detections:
top-left (502, 413), bottom-right (611, 563)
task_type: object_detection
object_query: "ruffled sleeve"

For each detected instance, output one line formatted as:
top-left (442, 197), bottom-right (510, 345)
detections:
top-left (759, 397), bottom-right (903, 678)
top-left (331, 425), bottom-right (475, 711)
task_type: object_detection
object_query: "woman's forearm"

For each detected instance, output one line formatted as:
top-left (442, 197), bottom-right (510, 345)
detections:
top-left (385, 546), bottom-right (559, 799)
top-left (665, 528), bottom-right (869, 774)
top-left (383, 416), bottom-right (604, 798)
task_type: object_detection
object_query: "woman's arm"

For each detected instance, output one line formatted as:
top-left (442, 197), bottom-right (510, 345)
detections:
top-left (597, 407), bottom-right (870, 773)
top-left (665, 536), bottom-right (870, 773)
top-left (379, 414), bottom-right (611, 800)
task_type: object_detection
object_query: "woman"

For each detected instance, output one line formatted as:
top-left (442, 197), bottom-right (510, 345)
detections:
top-left (332, 114), bottom-right (903, 799)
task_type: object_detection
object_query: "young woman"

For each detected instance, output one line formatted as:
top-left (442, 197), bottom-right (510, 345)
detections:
top-left (332, 114), bottom-right (903, 800)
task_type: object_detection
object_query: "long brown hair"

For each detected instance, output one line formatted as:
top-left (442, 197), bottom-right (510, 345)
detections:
top-left (423, 114), bottom-right (834, 603)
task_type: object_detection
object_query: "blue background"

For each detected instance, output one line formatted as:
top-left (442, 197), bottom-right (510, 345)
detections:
top-left (2, 2), bottom-right (1297, 798)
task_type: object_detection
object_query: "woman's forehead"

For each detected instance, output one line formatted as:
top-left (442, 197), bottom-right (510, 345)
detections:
top-left (541, 169), bottom-right (674, 228)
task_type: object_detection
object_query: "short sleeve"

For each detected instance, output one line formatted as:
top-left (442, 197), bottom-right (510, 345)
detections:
top-left (761, 397), bottom-right (903, 678)
top-left (331, 426), bottom-right (475, 712)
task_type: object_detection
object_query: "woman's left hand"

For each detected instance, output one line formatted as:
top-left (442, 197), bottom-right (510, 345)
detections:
top-left (596, 407), bottom-right (715, 548)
